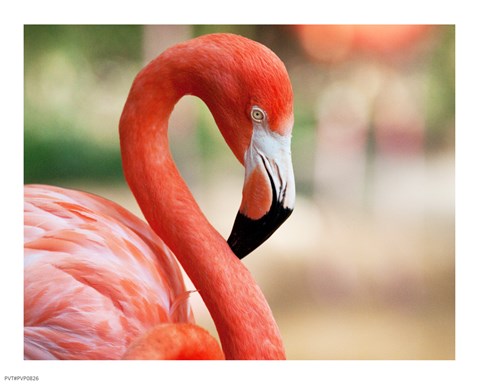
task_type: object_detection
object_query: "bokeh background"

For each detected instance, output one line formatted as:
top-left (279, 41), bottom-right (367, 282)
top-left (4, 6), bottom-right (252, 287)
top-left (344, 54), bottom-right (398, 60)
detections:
top-left (24, 25), bottom-right (455, 359)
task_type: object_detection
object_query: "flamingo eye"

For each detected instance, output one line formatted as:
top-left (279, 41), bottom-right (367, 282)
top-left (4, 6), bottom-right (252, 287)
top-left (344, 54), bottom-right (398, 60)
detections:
top-left (251, 107), bottom-right (266, 122)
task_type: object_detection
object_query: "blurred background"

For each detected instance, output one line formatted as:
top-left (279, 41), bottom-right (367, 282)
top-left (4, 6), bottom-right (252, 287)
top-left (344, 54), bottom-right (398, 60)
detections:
top-left (24, 25), bottom-right (455, 359)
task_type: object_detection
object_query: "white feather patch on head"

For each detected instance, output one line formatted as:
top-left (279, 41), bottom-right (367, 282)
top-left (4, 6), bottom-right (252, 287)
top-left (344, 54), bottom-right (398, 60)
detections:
top-left (243, 112), bottom-right (295, 211)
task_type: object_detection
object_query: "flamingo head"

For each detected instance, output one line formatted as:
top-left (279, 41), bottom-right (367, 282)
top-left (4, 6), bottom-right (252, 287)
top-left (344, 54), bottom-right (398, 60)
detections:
top-left (186, 34), bottom-right (296, 259)
top-left (226, 101), bottom-right (295, 259)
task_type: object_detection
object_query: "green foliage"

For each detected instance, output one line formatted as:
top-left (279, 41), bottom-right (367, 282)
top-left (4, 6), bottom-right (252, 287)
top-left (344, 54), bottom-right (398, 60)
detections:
top-left (24, 119), bottom-right (123, 184)
top-left (24, 25), bottom-right (142, 183)
top-left (425, 26), bottom-right (455, 149)
top-left (24, 25), bottom-right (143, 64)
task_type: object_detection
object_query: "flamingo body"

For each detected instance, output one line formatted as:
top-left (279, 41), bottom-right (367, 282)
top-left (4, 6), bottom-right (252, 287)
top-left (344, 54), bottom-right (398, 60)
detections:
top-left (24, 184), bottom-right (194, 359)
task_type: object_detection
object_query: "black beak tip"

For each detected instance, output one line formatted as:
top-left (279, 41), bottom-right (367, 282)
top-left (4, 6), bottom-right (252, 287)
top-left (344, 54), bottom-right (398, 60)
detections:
top-left (227, 206), bottom-right (293, 260)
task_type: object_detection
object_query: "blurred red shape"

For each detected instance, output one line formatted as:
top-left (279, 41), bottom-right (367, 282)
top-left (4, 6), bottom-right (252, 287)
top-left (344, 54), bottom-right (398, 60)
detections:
top-left (294, 25), bottom-right (433, 63)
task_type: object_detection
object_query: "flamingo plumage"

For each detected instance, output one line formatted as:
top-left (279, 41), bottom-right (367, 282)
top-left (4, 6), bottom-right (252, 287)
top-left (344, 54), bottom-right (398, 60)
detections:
top-left (24, 33), bottom-right (295, 360)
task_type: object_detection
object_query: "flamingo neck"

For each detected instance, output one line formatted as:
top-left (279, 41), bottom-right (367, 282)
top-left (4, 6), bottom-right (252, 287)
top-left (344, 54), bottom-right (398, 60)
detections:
top-left (119, 45), bottom-right (285, 360)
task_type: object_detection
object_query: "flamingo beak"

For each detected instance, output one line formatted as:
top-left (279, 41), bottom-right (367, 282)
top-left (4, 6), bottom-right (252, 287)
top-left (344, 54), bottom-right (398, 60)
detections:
top-left (227, 123), bottom-right (295, 259)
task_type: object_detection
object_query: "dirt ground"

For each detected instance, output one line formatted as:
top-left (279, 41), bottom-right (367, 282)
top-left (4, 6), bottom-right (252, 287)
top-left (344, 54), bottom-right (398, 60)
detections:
top-left (64, 153), bottom-right (454, 360)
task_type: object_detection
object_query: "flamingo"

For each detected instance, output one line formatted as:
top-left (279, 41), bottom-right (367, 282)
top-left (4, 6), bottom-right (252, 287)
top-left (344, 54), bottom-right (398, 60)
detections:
top-left (24, 33), bottom-right (295, 360)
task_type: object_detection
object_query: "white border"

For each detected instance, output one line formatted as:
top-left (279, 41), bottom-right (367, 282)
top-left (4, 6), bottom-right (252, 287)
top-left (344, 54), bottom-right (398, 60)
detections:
top-left (3, 1), bottom-right (479, 383)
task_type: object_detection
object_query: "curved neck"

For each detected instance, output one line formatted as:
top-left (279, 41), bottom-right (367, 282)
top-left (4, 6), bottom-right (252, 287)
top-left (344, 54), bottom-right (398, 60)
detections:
top-left (119, 48), bottom-right (285, 359)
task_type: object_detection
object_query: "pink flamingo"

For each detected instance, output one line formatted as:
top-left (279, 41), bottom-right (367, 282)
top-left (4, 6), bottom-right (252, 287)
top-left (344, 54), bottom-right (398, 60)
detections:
top-left (24, 33), bottom-right (295, 360)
